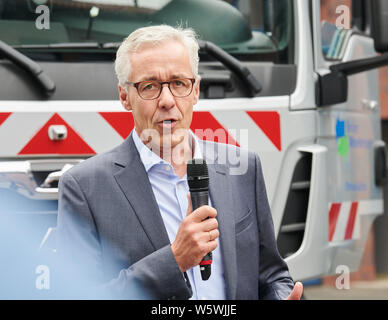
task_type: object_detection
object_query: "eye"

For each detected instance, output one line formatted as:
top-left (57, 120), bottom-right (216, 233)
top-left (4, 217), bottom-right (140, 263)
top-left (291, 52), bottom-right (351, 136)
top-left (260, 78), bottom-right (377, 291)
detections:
top-left (143, 83), bottom-right (155, 91)
top-left (139, 81), bottom-right (160, 93)
top-left (173, 79), bottom-right (190, 88)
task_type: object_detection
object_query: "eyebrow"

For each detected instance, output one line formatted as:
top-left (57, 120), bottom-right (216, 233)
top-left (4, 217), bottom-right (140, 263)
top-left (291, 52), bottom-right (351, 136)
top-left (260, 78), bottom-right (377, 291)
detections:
top-left (137, 74), bottom-right (192, 82)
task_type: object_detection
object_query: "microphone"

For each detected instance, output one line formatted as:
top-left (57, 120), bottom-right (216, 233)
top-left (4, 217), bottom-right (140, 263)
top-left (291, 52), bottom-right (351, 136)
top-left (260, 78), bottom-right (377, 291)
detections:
top-left (187, 158), bottom-right (212, 281)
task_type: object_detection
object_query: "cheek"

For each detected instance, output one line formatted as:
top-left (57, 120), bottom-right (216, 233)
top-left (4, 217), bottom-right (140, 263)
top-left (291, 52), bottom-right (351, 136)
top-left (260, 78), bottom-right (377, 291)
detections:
top-left (131, 100), bottom-right (156, 124)
top-left (181, 105), bottom-right (193, 127)
top-left (185, 109), bottom-right (193, 124)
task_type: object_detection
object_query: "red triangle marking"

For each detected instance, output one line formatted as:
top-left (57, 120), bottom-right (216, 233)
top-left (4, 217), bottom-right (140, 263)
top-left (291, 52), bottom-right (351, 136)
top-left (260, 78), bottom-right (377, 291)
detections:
top-left (18, 113), bottom-right (95, 155)
top-left (99, 112), bottom-right (134, 139)
top-left (0, 113), bottom-right (11, 126)
top-left (246, 111), bottom-right (281, 151)
top-left (190, 112), bottom-right (239, 146)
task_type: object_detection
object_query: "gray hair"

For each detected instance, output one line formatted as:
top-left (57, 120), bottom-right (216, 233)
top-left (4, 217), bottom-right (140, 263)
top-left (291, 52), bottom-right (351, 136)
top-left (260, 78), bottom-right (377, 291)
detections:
top-left (114, 25), bottom-right (199, 87)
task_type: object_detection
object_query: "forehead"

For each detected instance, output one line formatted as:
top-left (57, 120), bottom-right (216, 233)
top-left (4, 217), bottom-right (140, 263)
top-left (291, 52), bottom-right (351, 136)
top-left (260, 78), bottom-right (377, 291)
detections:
top-left (129, 40), bottom-right (193, 81)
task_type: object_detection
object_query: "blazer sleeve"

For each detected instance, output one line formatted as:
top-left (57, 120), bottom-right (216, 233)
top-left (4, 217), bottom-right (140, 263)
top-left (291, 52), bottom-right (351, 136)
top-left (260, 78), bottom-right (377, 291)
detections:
top-left (56, 171), bottom-right (192, 300)
top-left (253, 153), bottom-right (295, 300)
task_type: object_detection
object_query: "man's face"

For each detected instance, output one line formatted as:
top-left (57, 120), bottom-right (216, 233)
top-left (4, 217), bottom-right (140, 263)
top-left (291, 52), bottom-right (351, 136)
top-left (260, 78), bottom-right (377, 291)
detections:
top-left (119, 39), bottom-right (200, 151)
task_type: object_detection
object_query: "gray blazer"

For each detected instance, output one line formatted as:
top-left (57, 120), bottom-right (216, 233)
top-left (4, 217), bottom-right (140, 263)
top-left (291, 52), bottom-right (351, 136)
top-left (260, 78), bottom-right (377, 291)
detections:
top-left (56, 132), bottom-right (294, 300)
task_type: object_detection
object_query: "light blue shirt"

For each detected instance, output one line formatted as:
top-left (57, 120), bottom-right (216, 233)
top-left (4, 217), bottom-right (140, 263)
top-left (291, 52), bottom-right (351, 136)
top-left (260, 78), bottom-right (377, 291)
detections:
top-left (132, 129), bottom-right (226, 300)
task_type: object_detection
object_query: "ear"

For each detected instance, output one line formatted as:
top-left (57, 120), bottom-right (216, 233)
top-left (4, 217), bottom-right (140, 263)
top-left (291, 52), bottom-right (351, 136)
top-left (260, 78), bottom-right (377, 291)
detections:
top-left (192, 75), bottom-right (201, 105)
top-left (118, 84), bottom-right (132, 111)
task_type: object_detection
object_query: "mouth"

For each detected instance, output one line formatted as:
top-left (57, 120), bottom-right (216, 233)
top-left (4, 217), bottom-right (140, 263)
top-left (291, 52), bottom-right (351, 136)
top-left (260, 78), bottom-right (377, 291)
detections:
top-left (157, 119), bottom-right (178, 130)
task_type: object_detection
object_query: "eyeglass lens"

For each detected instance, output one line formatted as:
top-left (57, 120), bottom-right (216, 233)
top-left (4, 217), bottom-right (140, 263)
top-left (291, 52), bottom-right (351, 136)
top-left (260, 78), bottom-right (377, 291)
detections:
top-left (137, 79), bottom-right (193, 99)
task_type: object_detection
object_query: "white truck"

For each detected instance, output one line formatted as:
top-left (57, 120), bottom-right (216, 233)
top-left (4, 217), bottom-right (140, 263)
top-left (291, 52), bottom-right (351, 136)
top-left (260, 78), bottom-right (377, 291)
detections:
top-left (0, 0), bottom-right (387, 297)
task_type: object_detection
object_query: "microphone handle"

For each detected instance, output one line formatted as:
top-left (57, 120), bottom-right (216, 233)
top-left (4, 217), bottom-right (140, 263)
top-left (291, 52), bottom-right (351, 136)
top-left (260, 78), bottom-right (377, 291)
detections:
top-left (190, 190), bottom-right (208, 209)
top-left (190, 190), bottom-right (212, 281)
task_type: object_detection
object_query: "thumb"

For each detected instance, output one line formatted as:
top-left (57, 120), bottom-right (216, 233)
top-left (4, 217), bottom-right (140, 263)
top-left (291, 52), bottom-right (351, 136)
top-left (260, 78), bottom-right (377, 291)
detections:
top-left (285, 282), bottom-right (303, 300)
top-left (186, 193), bottom-right (193, 216)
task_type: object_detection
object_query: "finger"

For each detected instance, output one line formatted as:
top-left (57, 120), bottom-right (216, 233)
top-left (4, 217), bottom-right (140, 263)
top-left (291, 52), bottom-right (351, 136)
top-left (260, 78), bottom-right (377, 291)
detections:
top-left (205, 239), bottom-right (218, 253)
top-left (199, 228), bottom-right (220, 243)
top-left (286, 282), bottom-right (303, 300)
top-left (198, 240), bottom-right (218, 260)
top-left (207, 229), bottom-right (219, 241)
top-left (201, 218), bottom-right (218, 232)
top-left (191, 206), bottom-right (217, 222)
top-left (186, 193), bottom-right (193, 216)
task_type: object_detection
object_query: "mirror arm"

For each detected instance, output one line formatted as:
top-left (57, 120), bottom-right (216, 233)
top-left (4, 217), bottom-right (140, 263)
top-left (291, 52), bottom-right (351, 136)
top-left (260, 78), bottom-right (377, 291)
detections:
top-left (330, 52), bottom-right (388, 76)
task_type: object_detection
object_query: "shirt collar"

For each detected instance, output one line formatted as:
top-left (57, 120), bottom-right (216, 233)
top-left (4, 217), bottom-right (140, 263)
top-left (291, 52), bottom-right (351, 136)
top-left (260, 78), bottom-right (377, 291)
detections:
top-left (132, 128), bottom-right (203, 173)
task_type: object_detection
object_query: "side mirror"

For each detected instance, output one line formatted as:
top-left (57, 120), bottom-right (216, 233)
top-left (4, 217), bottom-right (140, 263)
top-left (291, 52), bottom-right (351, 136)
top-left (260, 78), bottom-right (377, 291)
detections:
top-left (316, 0), bottom-right (388, 107)
top-left (316, 53), bottom-right (388, 106)
top-left (370, 0), bottom-right (388, 53)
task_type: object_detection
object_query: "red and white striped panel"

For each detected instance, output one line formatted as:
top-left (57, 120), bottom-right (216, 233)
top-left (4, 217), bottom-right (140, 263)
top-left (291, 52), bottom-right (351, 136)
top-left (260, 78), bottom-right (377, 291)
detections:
top-left (328, 199), bottom-right (383, 242)
top-left (0, 111), bottom-right (282, 156)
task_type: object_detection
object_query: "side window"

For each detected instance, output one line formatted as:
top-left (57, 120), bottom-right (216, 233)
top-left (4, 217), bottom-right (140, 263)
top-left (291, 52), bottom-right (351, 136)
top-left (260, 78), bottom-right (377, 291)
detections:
top-left (320, 0), bottom-right (353, 60)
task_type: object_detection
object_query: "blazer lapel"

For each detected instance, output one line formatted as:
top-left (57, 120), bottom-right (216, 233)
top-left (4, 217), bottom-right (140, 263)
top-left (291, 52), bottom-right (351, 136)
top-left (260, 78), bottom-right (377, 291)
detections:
top-left (203, 142), bottom-right (238, 300)
top-left (113, 133), bottom-right (170, 251)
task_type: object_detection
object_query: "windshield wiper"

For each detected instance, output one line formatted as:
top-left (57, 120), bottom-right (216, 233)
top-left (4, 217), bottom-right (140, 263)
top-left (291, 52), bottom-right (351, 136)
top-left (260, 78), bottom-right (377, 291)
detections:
top-left (102, 42), bottom-right (121, 49)
top-left (198, 41), bottom-right (262, 97)
top-left (12, 42), bottom-right (101, 50)
top-left (0, 40), bottom-right (55, 97)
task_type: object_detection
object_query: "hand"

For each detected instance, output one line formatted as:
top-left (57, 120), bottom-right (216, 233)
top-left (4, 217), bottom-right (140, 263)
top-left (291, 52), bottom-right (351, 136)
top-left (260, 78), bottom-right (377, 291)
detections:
top-left (285, 282), bottom-right (303, 300)
top-left (171, 193), bottom-right (219, 272)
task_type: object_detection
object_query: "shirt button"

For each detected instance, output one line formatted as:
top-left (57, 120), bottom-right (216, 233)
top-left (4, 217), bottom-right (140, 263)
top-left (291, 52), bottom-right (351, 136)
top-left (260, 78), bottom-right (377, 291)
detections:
top-left (165, 165), bottom-right (171, 171)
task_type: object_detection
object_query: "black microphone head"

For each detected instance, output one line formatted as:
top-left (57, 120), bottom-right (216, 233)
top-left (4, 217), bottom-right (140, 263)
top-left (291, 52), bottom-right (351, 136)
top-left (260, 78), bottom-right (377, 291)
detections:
top-left (187, 159), bottom-right (209, 191)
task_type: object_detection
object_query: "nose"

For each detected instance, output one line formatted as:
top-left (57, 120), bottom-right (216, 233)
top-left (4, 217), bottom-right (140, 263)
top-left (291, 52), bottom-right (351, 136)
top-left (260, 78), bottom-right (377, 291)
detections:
top-left (158, 83), bottom-right (175, 110)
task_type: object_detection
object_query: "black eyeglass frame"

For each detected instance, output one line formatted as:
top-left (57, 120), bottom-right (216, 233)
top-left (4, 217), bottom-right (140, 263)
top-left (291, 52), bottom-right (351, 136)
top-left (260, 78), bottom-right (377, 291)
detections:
top-left (125, 78), bottom-right (196, 100)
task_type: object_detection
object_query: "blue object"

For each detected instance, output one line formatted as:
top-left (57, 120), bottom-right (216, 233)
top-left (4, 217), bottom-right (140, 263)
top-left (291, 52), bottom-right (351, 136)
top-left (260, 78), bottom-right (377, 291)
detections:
top-left (302, 278), bottom-right (322, 287)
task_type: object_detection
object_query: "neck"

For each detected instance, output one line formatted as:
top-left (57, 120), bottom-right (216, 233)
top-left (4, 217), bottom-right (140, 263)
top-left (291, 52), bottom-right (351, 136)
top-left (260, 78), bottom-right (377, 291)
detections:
top-left (140, 129), bottom-right (195, 179)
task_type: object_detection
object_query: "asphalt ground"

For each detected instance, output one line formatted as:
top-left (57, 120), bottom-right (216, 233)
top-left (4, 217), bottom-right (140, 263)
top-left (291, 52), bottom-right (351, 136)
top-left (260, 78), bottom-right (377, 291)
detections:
top-left (303, 275), bottom-right (388, 300)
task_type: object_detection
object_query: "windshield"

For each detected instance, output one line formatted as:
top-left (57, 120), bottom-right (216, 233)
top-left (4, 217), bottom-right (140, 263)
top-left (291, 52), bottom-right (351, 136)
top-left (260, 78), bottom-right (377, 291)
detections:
top-left (0, 0), bottom-right (293, 63)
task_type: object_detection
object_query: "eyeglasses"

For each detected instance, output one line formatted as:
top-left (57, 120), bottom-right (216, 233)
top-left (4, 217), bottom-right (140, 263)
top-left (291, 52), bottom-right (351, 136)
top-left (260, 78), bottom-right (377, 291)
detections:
top-left (125, 78), bottom-right (196, 100)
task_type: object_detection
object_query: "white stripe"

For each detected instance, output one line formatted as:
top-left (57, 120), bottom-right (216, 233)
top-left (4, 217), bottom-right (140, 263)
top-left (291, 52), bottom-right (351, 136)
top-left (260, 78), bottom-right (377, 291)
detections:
top-left (0, 112), bottom-right (53, 156)
top-left (332, 201), bottom-right (351, 242)
top-left (0, 98), bottom-right (290, 113)
top-left (0, 101), bottom-right (123, 113)
top-left (59, 112), bottom-right (124, 154)
top-left (358, 199), bottom-right (384, 215)
top-left (195, 96), bottom-right (289, 111)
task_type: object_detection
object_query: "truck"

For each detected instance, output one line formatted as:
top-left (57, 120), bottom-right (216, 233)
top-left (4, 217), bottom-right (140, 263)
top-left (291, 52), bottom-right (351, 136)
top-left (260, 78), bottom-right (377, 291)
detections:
top-left (0, 0), bottom-right (387, 297)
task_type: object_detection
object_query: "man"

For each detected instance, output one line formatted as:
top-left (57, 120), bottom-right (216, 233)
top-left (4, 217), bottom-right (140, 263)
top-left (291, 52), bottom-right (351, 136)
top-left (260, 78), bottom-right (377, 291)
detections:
top-left (56, 25), bottom-right (303, 300)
